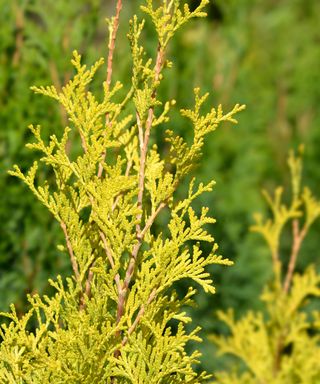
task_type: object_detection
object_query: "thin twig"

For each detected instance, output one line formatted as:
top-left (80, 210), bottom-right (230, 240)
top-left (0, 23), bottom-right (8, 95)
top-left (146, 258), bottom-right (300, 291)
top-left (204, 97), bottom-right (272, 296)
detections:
top-left (100, 230), bottom-right (121, 291)
top-left (98, 0), bottom-right (123, 178)
top-left (106, 0), bottom-right (122, 91)
top-left (84, 269), bottom-right (94, 301)
top-left (273, 219), bottom-right (307, 374)
top-left (114, 200), bottom-right (165, 343)
top-left (100, 231), bottom-right (116, 268)
top-left (272, 252), bottom-right (282, 289)
top-left (140, 202), bottom-right (166, 239)
top-left (60, 221), bottom-right (80, 281)
top-left (115, 201), bottom-right (166, 324)
top-left (136, 47), bottom-right (165, 234)
top-left (121, 288), bottom-right (157, 348)
top-left (114, 46), bottom-right (165, 330)
top-left (85, 0), bottom-right (123, 305)
top-left (283, 219), bottom-right (307, 294)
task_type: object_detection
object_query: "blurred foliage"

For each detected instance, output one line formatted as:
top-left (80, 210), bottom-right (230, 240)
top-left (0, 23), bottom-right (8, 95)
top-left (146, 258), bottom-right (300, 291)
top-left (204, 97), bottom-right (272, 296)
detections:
top-left (211, 150), bottom-right (320, 383)
top-left (0, 0), bottom-right (319, 374)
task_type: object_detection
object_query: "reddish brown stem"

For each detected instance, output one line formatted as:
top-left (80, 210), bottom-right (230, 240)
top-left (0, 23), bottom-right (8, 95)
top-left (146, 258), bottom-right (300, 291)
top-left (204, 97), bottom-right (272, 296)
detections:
top-left (98, 0), bottom-right (123, 178)
top-left (283, 219), bottom-right (307, 294)
top-left (84, 269), bottom-right (94, 301)
top-left (273, 220), bottom-right (307, 374)
top-left (115, 47), bottom-right (165, 332)
top-left (106, 0), bottom-right (122, 91)
top-left (140, 202), bottom-right (166, 239)
top-left (273, 219), bottom-right (308, 374)
top-left (61, 221), bottom-right (91, 310)
top-left (82, 1), bottom-right (123, 314)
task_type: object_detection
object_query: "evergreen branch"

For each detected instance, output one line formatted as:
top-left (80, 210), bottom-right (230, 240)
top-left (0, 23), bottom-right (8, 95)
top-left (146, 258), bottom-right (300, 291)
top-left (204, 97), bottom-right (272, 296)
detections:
top-left (2, 2), bottom-right (245, 381)
top-left (115, 200), bottom-right (166, 325)
top-left (115, 45), bottom-right (165, 332)
top-left (136, 112), bottom-right (144, 196)
top-left (85, 0), bottom-right (123, 308)
top-left (136, 46), bottom-right (165, 233)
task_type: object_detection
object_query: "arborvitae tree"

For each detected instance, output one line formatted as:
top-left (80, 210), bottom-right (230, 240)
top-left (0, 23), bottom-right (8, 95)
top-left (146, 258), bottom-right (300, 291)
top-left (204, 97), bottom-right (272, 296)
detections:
top-left (211, 148), bottom-right (320, 384)
top-left (0, 1), bottom-right (244, 382)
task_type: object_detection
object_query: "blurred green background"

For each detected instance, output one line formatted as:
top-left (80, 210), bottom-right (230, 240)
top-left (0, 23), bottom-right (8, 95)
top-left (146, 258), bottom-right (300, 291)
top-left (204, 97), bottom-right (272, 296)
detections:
top-left (1, 0), bottom-right (319, 374)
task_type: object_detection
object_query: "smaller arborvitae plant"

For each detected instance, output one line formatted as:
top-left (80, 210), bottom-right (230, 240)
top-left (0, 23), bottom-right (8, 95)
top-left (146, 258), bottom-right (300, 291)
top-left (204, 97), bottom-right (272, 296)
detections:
top-left (211, 148), bottom-right (320, 384)
top-left (0, 1), bottom-right (244, 382)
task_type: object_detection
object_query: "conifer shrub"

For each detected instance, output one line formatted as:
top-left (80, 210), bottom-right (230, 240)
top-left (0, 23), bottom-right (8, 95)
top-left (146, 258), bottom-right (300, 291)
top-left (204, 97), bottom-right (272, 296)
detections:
top-left (211, 148), bottom-right (320, 383)
top-left (0, 1), bottom-right (244, 382)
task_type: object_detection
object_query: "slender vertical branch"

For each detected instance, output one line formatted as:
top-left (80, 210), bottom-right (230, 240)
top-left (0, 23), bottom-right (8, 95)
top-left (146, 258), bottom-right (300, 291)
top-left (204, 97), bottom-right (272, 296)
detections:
top-left (100, 230), bottom-right (121, 292)
top-left (115, 201), bottom-right (165, 341)
top-left (136, 47), bottom-right (165, 234)
top-left (273, 218), bottom-right (308, 372)
top-left (271, 249), bottom-right (282, 290)
top-left (60, 221), bottom-right (80, 281)
top-left (81, 0), bottom-right (123, 311)
top-left (115, 200), bottom-right (166, 325)
top-left (283, 219), bottom-right (307, 294)
top-left (121, 288), bottom-right (157, 348)
top-left (98, 0), bottom-right (123, 178)
top-left (83, 269), bottom-right (94, 303)
top-left (140, 202), bottom-right (166, 239)
top-left (115, 46), bottom-right (165, 331)
top-left (106, 0), bottom-right (123, 91)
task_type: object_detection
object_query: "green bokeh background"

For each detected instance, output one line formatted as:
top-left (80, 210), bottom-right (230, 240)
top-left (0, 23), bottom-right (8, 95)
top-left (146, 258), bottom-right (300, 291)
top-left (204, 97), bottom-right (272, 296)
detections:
top-left (1, 0), bottom-right (319, 374)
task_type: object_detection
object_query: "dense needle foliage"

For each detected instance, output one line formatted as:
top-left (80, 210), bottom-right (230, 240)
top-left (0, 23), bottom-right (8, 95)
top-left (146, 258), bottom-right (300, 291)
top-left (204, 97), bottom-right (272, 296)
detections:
top-left (1, 0), bottom-right (319, 379)
top-left (0, 1), bottom-right (244, 382)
